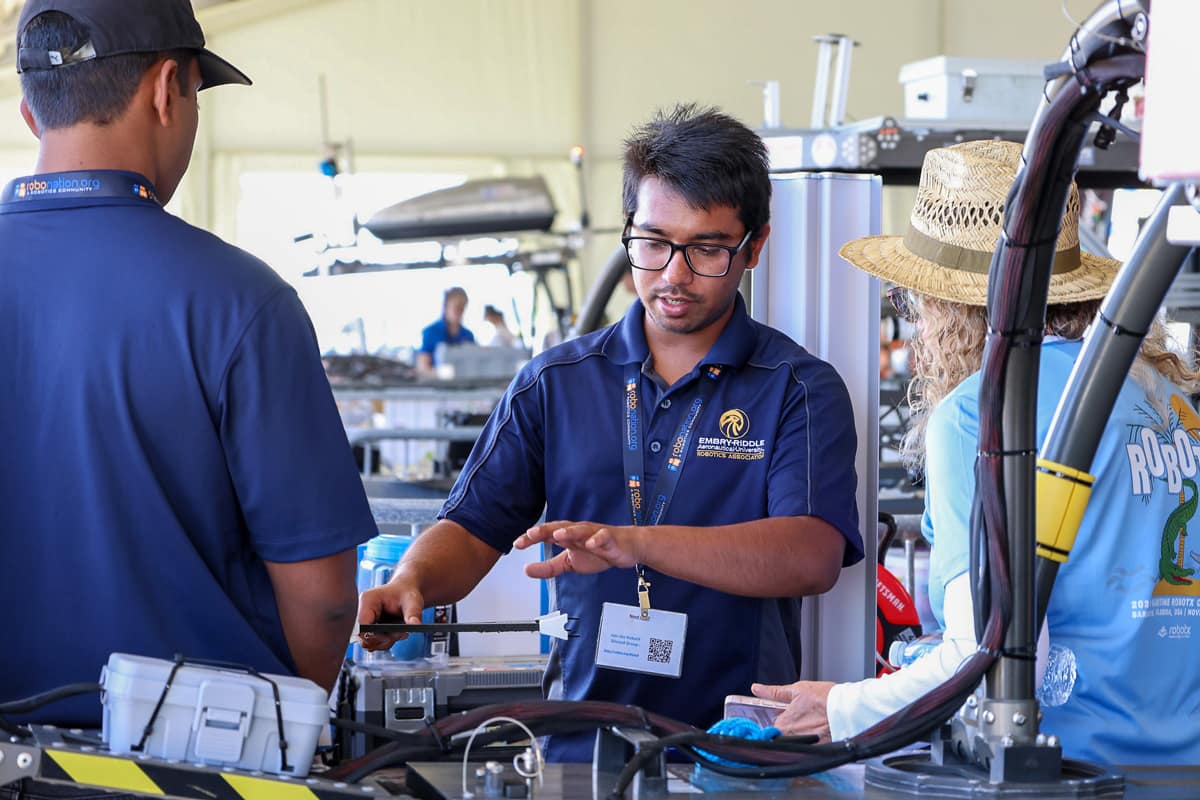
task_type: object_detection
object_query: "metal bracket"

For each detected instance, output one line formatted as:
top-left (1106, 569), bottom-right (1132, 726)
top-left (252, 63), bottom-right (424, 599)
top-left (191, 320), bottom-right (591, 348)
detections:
top-left (592, 727), bottom-right (667, 800)
top-left (938, 698), bottom-right (1064, 783)
top-left (385, 686), bottom-right (435, 728)
top-left (0, 738), bottom-right (42, 788)
top-left (961, 69), bottom-right (979, 103)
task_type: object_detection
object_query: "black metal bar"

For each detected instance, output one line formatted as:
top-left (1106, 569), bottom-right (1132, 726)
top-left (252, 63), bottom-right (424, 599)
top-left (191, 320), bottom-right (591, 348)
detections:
top-left (360, 620), bottom-right (539, 635)
top-left (969, 21), bottom-right (1146, 759)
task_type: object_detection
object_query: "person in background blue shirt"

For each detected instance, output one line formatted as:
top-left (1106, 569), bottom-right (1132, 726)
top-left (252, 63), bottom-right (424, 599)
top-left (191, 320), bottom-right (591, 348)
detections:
top-left (0, 0), bottom-right (376, 739)
top-left (359, 104), bottom-right (862, 761)
top-left (754, 140), bottom-right (1200, 766)
top-left (416, 285), bottom-right (476, 372)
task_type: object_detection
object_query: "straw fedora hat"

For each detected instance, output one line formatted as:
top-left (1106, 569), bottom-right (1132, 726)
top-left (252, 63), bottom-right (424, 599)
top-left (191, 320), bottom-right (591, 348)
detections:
top-left (838, 139), bottom-right (1120, 306)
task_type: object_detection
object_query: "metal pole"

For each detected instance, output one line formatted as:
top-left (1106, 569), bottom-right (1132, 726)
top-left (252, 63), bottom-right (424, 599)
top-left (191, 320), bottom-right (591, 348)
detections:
top-left (905, 536), bottom-right (916, 598)
top-left (750, 80), bottom-right (782, 129)
top-left (829, 35), bottom-right (857, 127)
top-left (810, 36), bottom-right (837, 128)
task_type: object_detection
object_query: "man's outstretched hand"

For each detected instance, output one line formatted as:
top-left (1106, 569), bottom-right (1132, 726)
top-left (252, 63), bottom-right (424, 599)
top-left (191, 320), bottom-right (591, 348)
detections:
top-left (516, 520), bottom-right (643, 578)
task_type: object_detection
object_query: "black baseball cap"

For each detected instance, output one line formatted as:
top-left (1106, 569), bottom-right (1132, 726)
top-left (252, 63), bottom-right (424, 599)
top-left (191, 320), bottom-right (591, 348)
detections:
top-left (16, 0), bottom-right (251, 90)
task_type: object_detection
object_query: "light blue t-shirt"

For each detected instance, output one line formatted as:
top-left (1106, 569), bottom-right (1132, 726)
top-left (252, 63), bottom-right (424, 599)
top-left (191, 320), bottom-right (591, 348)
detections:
top-left (923, 339), bottom-right (1200, 766)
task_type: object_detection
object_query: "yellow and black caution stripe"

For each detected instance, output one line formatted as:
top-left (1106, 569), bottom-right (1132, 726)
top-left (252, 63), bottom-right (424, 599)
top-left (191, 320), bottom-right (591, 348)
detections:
top-left (38, 750), bottom-right (365, 800)
top-left (1036, 457), bottom-right (1095, 563)
top-left (41, 751), bottom-right (165, 796)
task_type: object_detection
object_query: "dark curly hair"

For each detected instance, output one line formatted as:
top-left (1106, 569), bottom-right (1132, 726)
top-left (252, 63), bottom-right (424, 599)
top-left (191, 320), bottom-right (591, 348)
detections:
top-left (622, 103), bottom-right (771, 237)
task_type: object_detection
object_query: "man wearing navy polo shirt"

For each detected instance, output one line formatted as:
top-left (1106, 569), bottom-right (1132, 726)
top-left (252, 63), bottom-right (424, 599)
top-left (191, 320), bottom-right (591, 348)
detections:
top-left (359, 104), bottom-right (862, 761)
top-left (0, 0), bottom-right (376, 734)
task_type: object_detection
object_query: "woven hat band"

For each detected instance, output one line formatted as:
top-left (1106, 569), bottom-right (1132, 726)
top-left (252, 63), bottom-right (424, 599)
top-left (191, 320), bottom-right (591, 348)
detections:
top-left (902, 225), bottom-right (1082, 276)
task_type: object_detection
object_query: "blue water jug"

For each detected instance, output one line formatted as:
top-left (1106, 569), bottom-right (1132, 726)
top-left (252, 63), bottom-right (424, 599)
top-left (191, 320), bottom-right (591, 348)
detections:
top-left (353, 534), bottom-right (432, 662)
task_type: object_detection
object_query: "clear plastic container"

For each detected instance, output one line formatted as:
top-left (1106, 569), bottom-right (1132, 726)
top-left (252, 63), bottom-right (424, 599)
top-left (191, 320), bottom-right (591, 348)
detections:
top-left (888, 632), bottom-right (944, 669)
top-left (1037, 643), bottom-right (1077, 707)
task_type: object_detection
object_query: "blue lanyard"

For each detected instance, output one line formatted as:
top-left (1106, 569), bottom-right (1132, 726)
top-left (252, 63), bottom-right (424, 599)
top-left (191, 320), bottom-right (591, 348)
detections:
top-left (622, 362), bottom-right (724, 616)
top-left (2, 171), bottom-right (160, 206)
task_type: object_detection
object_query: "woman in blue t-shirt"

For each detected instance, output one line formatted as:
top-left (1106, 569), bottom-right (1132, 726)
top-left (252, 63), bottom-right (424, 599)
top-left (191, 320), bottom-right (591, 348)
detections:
top-left (416, 285), bottom-right (476, 372)
top-left (752, 140), bottom-right (1200, 766)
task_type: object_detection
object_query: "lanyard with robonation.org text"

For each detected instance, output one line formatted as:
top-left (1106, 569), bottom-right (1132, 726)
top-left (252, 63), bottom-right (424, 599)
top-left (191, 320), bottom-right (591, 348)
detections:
top-left (622, 362), bottom-right (723, 619)
top-left (2, 171), bottom-right (160, 206)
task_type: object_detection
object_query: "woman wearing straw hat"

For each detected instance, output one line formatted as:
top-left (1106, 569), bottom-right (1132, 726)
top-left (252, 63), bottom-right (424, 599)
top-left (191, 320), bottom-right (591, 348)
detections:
top-left (752, 140), bottom-right (1200, 765)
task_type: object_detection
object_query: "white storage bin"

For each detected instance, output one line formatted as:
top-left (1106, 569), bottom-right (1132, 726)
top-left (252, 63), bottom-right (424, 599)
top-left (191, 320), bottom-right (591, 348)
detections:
top-left (899, 56), bottom-right (1045, 125)
top-left (100, 653), bottom-right (328, 777)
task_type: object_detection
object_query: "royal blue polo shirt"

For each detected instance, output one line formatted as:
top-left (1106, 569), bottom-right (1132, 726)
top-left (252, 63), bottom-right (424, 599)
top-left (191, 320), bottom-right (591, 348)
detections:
top-left (443, 294), bottom-right (862, 761)
top-left (418, 318), bottom-right (475, 364)
top-left (0, 171), bottom-right (376, 724)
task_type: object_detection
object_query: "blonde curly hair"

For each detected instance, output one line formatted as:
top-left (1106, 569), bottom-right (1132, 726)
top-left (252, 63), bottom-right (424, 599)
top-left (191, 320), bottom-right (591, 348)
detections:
top-left (900, 292), bottom-right (1200, 469)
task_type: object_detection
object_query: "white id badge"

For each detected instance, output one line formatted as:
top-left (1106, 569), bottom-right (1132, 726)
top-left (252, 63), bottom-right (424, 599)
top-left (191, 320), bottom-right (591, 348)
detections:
top-left (595, 601), bottom-right (687, 678)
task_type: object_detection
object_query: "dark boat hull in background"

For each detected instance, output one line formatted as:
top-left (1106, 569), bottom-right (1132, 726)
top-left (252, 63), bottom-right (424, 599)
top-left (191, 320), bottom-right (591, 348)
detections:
top-left (362, 176), bottom-right (557, 241)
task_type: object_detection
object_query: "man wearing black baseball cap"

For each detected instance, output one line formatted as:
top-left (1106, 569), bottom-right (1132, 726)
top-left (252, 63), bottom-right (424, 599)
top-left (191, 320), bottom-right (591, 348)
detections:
top-left (17, 0), bottom-right (251, 90)
top-left (0, 1), bottom-right (377, 778)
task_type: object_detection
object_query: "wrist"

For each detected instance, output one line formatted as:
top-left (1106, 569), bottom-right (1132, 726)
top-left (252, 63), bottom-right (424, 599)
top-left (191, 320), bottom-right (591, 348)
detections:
top-left (628, 525), bottom-right (650, 566)
top-left (825, 681), bottom-right (851, 741)
top-left (390, 560), bottom-right (424, 591)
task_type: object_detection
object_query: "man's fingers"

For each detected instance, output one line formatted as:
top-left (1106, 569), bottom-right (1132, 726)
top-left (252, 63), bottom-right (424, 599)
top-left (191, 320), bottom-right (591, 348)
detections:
top-left (399, 588), bottom-right (425, 626)
top-left (526, 560), bottom-right (563, 580)
top-left (526, 548), bottom-right (596, 579)
top-left (514, 528), bottom-right (544, 549)
top-left (526, 551), bottom-right (570, 580)
top-left (359, 586), bottom-right (423, 621)
top-left (554, 524), bottom-right (618, 550)
top-left (356, 585), bottom-right (425, 650)
top-left (356, 590), bottom-right (383, 625)
top-left (584, 528), bottom-right (615, 551)
top-left (551, 524), bottom-right (592, 546)
top-left (516, 521), bottom-right (575, 549)
top-left (359, 631), bottom-right (402, 651)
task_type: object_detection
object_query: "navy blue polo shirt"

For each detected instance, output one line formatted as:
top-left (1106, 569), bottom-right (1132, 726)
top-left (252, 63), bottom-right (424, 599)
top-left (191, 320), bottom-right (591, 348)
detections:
top-left (419, 318), bottom-right (475, 364)
top-left (443, 295), bottom-right (862, 761)
top-left (0, 171), bottom-right (376, 724)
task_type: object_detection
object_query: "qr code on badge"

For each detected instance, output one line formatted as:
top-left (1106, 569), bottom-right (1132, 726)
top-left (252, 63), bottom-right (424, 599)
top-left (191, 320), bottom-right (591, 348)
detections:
top-left (648, 637), bottom-right (673, 664)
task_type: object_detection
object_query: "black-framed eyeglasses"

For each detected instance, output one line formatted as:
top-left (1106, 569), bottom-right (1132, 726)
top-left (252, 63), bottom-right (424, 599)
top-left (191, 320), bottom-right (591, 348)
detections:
top-left (622, 218), bottom-right (754, 278)
top-left (887, 286), bottom-right (917, 323)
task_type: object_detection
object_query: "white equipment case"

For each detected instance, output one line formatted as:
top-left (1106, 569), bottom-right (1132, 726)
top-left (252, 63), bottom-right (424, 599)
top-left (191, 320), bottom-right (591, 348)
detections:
top-left (100, 653), bottom-right (328, 777)
top-left (899, 56), bottom-right (1045, 126)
